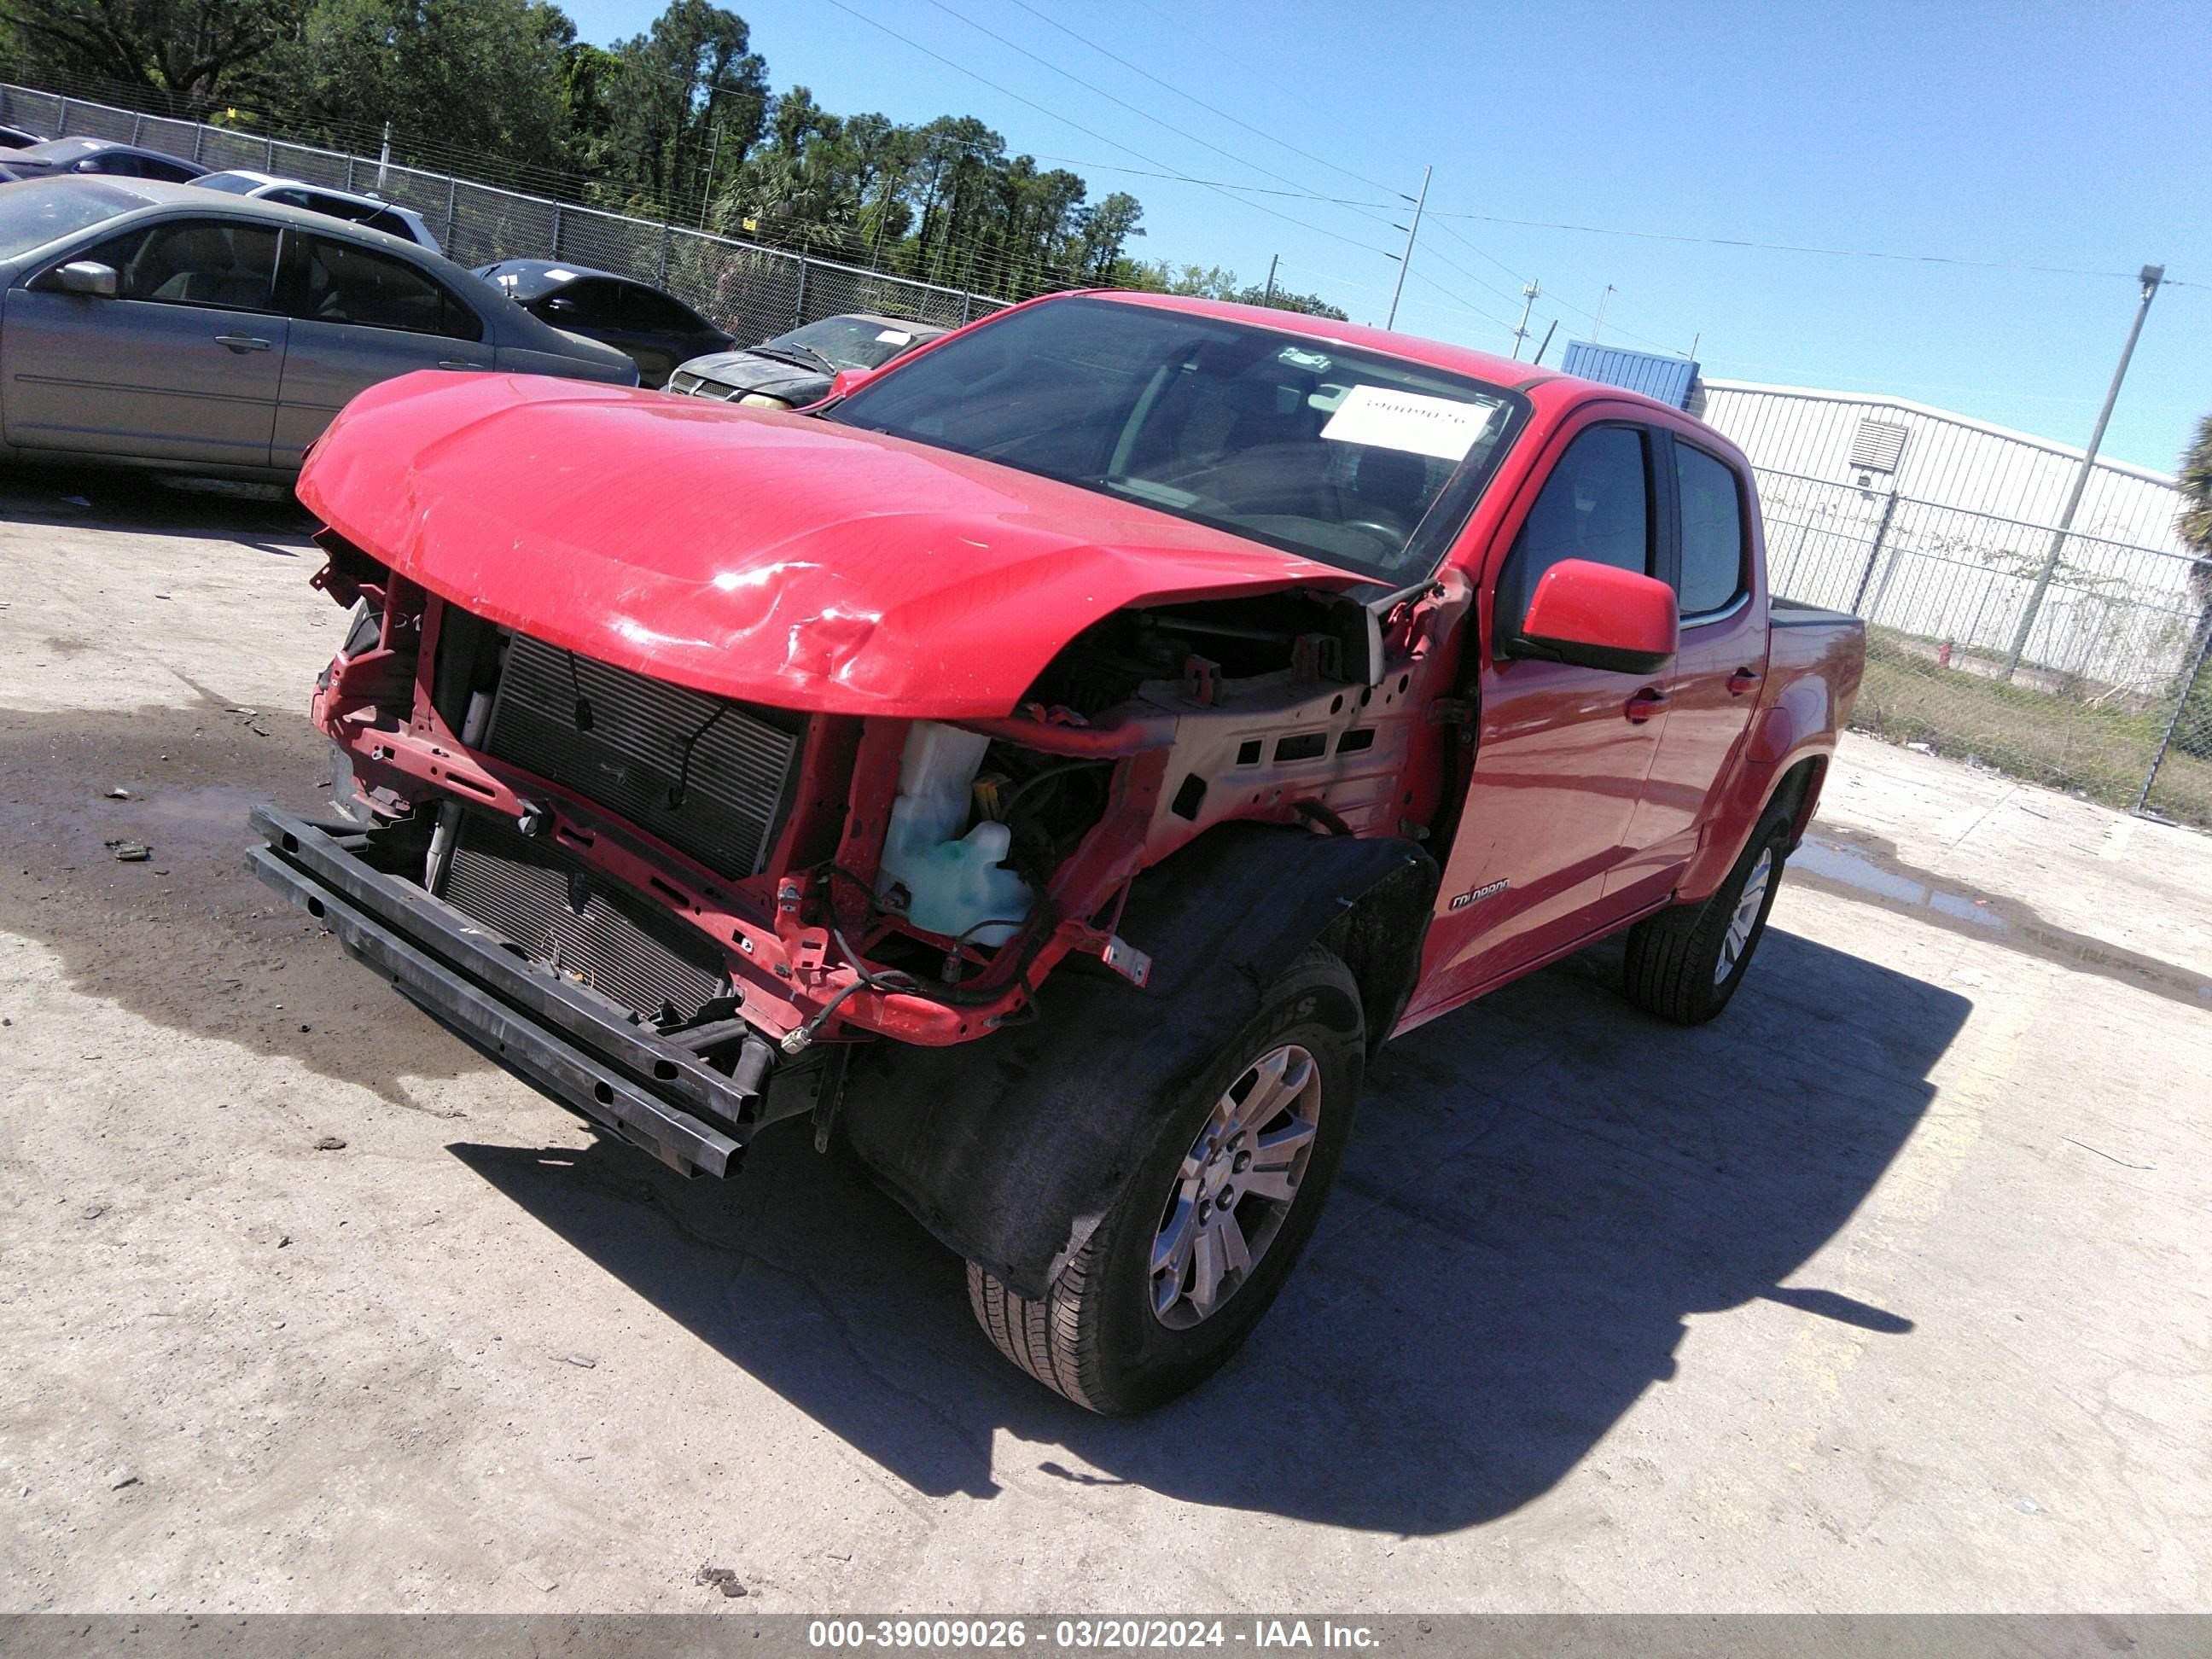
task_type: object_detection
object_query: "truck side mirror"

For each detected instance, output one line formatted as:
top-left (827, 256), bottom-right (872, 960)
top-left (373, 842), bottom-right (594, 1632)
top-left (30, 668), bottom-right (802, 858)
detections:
top-left (52, 260), bottom-right (120, 298)
top-left (825, 365), bottom-right (879, 401)
top-left (1516, 558), bottom-right (1678, 675)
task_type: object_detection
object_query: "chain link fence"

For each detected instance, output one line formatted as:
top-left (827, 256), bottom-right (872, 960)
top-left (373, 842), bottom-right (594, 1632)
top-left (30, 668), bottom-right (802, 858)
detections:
top-left (1757, 467), bottom-right (2212, 827)
top-left (0, 82), bottom-right (1004, 352)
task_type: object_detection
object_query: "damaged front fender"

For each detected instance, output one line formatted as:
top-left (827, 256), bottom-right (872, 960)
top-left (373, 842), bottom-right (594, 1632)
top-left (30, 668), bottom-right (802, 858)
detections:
top-left (837, 824), bottom-right (1438, 1298)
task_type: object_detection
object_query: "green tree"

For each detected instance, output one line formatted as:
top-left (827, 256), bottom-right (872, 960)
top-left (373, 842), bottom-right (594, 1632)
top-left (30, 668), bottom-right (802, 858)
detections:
top-left (717, 88), bottom-right (862, 251)
top-left (0, 0), bottom-right (308, 108)
top-left (1073, 191), bottom-right (1143, 281)
top-left (591, 0), bottom-right (766, 219)
top-left (272, 0), bottom-right (576, 162)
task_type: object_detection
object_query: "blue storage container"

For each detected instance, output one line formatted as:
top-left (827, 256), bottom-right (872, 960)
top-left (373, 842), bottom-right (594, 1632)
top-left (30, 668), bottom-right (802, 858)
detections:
top-left (1559, 341), bottom-right (1699, 410)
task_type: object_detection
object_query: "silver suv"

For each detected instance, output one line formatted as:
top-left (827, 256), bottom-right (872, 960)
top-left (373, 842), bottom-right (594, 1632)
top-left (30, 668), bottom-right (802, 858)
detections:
top-left (192, 170), bottom-right (441, 253)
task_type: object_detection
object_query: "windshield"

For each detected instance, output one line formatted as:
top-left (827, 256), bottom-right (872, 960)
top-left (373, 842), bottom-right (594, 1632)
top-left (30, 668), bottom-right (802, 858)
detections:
top-left (828, 296), bottom-right (1519, 579)
top-left (192, 173), bottom-right (260, 195)
top-left (770, 315), bottom-right (930, 371)
top-left (0, 179), bottom-right (139, 259)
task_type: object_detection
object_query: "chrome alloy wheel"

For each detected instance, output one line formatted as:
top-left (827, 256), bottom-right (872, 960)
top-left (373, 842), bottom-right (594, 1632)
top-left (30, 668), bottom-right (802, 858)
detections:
top-left (1150, 1043), bottom-right (1322, 1329)
top-left (1717, 846), bottom-right (1775, 986)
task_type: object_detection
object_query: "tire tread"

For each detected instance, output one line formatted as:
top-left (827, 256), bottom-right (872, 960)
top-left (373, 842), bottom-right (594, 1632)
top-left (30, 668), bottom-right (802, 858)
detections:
top-left (1623, 811), bottom-right (1790, 1026)
top-left (965, 944), bottom-right (1361, 1416)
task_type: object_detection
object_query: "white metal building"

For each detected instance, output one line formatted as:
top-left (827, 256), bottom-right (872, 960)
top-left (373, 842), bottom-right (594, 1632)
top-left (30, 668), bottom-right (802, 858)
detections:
top-left (1687, 379), bottom-right (2189, 555)
top-left (1679, 379), bottom-right (2202, 689)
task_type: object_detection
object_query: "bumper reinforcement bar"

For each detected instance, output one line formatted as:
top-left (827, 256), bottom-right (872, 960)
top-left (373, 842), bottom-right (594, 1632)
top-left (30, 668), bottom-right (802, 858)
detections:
top-left (247, 806), bottom-right (754, 1177)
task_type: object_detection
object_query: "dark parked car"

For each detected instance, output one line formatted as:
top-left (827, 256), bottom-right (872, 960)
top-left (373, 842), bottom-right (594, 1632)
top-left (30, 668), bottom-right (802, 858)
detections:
top-left (0, 125), bottom-right (42, 149)
top-left (667, 312), bottom-right (949, 409)
top-left (0, 137), bottom-right (207, 184)
top-left (473, 259), bottom-right (731, 387)
top-left (0, 177), bottom-right (636, 478)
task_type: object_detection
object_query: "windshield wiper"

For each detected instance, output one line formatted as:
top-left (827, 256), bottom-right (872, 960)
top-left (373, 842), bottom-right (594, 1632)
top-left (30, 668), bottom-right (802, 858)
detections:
top-left (767, 341), bottom-right (840, 375)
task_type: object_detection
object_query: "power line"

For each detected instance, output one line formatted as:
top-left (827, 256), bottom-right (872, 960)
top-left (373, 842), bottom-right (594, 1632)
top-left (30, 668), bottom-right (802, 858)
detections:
top-left (813, 0), bottom-right (1401, 261)
top-left (1429, 215), bottom-right (1536, 288)
top-left (1022, 154), bottom-right (1395, 208)
top-left (1406, 270), bottom-right (1517, 335)
top-left (1422, 205), bottom-right (2160, 282)
top-left (996, 0), bottom-right (1406, 200)
top-left (912, 0), bottom-right (1406, 237)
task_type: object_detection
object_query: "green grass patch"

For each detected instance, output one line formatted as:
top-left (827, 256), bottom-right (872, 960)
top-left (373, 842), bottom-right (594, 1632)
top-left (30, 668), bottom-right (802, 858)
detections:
top-left (1853, 628), bottom-right (2212, 829)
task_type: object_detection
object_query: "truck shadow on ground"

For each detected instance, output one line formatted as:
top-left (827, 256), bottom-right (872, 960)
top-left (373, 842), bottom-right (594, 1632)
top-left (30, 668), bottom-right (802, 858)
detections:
top-left (451, 923), bottom-right (1968, 1533)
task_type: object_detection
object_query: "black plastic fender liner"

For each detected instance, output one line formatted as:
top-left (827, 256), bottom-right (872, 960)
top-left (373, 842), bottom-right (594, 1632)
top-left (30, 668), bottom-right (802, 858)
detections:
top-left (837, 825), bottom-right (1440, 1299)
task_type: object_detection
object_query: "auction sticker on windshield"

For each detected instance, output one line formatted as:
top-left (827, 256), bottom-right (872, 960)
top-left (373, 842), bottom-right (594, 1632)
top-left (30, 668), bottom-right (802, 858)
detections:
top-left (1320, 384), bottom-right (1491, 461)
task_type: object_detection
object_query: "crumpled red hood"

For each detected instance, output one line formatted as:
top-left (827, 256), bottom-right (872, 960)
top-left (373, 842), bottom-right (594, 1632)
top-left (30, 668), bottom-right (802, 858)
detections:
top-left (297, 371), bottom-right (1358, 718)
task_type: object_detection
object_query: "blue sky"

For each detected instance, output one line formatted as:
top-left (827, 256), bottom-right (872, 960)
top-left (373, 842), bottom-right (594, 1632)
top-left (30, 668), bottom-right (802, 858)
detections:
top-left (563, 0), bottom-right (2209, 474)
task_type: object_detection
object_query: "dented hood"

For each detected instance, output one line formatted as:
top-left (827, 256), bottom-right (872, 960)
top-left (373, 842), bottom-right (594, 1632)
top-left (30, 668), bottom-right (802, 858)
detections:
top-left (297, 371), bottom-right (1360, 718)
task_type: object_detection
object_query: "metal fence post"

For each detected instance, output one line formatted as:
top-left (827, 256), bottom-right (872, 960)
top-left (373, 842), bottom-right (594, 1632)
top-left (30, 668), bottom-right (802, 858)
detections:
top-left (57, 96), bottom-right (70, 133)
top-left (264, 134), bottom-right (275, 169)
top-left (1848, 487), bottom-right (1901, 614)
top-left (191, 119), bottom-right (204, 164)
top-left (657, 218), bottom-right (672, 286)
top-left (131, 111), bottom-right (143, 143)
top-left (2134, 622), bottom-right (2212, 815)
top-left (442, 178), bottom-right (457, 252)
top-left (793, 258), bottom-right (807, 329)
top-left (550, 204), bottom-right (563, 259)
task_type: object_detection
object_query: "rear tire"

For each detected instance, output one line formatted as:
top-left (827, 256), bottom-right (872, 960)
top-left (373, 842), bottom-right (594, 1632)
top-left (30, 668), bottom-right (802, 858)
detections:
top-left (967, 946), bottom-right (1364, 1415)
top-left (1622, 806), bottom-right (1792, 1026)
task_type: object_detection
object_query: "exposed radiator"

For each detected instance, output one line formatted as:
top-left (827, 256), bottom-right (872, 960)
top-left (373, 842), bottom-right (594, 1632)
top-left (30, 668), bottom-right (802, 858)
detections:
top-left (483, 631), bottom-right (804, 880)
top-left (442, 812), bottom-right (728, 1022)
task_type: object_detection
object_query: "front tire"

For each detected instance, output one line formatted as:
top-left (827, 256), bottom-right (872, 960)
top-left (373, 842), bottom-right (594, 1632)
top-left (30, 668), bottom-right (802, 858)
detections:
top-left (967, 946), bottom-right (1365, 1415)
top-left (1622, 806), bottom-right (1792, 1025)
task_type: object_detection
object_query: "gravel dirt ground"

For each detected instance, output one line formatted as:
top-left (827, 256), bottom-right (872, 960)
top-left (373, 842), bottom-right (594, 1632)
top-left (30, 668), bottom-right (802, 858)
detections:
top-left (2, 469), bottom-right (2207, 1614)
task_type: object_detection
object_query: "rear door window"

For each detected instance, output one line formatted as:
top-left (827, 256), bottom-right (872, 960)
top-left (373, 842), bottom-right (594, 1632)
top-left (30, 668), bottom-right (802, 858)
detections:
top-left (291, 234), bottom-right (480, 340)
top-left (73, 218), bottom-right (281, 311)
top-left (622, 283), bottom-right (708, 334)
top-left (1673, 443), bottom-right (1748, 616)
top-left (305, 192), bottom-right (381, 224)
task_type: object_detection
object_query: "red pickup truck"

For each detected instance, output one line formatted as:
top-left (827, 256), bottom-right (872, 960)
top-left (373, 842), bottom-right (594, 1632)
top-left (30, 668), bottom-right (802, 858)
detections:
top-left (253, 292), bottom-right (1863, 1413)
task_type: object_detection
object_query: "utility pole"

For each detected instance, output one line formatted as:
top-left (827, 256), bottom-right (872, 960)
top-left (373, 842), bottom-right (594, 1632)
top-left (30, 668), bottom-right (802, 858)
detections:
top-left (1383, 165), bottom-right (1431, 331)
top-left (1262, 253), bottom-right (1279, 306)
top-left (696, 123), bottom-right (724, 230)
top-left (1511, 279), bottom-right (1541, 359)
top-left (2002, 263), bottom-right (2165, 680)
top-left (1592, 283), bottom-right (1615, 344)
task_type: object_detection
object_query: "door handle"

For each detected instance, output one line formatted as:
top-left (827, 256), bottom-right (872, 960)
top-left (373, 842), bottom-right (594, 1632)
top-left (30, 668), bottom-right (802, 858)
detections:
top-left (1624, 688), bottom-right (1670, 724)
top-left (437, 358), bottom-right (489, 370)
top-left (213, 334), bottom-right (271, 352)
top-left (1726, 667), bottom-right (1763, 696)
